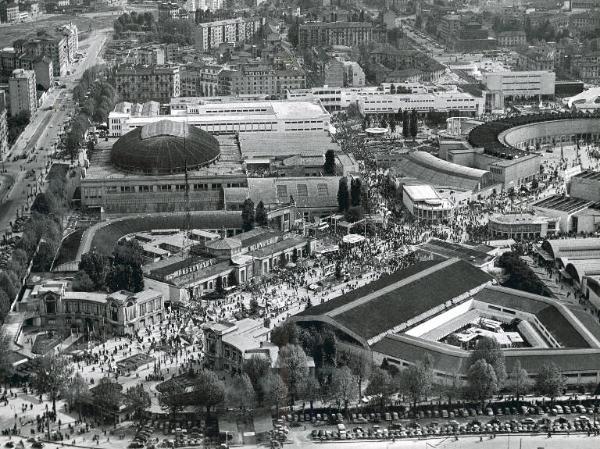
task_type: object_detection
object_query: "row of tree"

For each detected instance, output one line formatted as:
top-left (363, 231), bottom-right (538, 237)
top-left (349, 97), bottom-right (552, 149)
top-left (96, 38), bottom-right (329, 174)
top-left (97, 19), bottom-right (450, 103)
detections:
top-left (0, 165), bottom-right (71, 322)
top-left (73, 240), bottom-right (145, 293)
top-left (270, 323), bottom-right (569, 411)
top-left (241, 199), bottom-right (269, 232)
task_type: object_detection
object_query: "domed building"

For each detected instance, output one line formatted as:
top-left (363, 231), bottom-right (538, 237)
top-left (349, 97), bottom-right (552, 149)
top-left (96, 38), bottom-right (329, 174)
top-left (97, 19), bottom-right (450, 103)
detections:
top-left (110, 120), bottom-right (221, 175)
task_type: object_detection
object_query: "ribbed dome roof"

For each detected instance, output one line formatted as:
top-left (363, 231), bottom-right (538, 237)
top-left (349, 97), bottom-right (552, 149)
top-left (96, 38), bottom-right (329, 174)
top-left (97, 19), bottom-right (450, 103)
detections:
top-left (111, 120), bottom-right (220, 175)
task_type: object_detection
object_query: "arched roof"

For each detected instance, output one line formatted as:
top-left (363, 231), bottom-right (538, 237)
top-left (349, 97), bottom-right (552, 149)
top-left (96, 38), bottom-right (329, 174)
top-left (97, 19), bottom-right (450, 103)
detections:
top-left (565, 260), bottom-right (600, 283)
top-left (395, 151), bottom-right (492, 191)
top-left (111, 120), bottom-right (220, 175)
top-left (541, 238), bottom-right (600, 260)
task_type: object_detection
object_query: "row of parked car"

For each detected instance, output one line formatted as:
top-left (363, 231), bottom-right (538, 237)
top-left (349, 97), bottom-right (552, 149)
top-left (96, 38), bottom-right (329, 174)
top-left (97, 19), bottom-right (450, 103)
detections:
top-left (310, 415), bottom-right (600, 441)
top-left (282, 403), bottom-right (600, 427)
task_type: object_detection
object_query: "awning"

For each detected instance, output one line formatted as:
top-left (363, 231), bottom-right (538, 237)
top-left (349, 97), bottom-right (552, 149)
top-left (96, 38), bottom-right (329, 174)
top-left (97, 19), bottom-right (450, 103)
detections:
top-left (342, 234), bottom-right (366, 244)
top-left (559, 269), bottom-right (572, 280)
top-left (245, 158), bottom-right (271, 165)
top-left (536, 248), bottom-right (554, 261)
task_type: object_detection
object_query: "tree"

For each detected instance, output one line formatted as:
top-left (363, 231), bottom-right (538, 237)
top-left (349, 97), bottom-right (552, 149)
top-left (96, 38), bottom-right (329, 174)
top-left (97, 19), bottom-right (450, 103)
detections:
top-left (402, 111), bottom-right (410, 139)
top-left (466, 359), bottom-right (498, 405)
top-left (31, 193), bottom-right (57, 215)
top-left (158, 381), bottom-right (186, 418)
top-left (0, 271), bottom-right (19, 300)
top-left (398, 356), bottom-right (433, 408)
top-left (124, 384), bottom-right (151, 427)
top-left (78, 250), bottom-right (109, 290)
top-left (507, 360), bottom-right (532, 401)
top-left (226, 373), bottom-right (255, 410)
top-left (241, 198), bottom-right (255, 232)
top-left (72, 270), bottom-right (95, 292)
top-left (244, 355), bottom-right (273, 405)
top-left (93, 377), bottom-right (123, 423)
top-left (255, 200), bottom-right (268, 227)
top-left (350, 178), bottom-right (362, 207)
top-left (61, 373), bottom-right (89, 420)
top-left (106, 240), bottom-right (144, 293)
top-left (191, 369), bottom-right (225, 414)
top-left (389, 118), bottom-right (397, 133)
top-left (0, 289), bottom-right (11, 321)
top-left (337, 177), bottom-right (350, 212)
top-left (261, 372), bottom-right (288, 415)
top-left (531, 178), bottom-right (539, 190)
top-left (32, 354), bottom-right (74, 414)
top-left (345, 205), bottom-right (364, 223)
top-left (535, 363), bottom-right (566, 402)
top-left (410, 109), bottom-right (418, 141)
top-left (278, 344), bottom-right (309, 405)
top-left (469, 337), bottom-right (507, 387)
top-left (301, 375), bottom-right (321, 410)
top-left (329, 366), bottom-right (358, 413)
top-left (271, 322), bottom-right (299, 347)
top-left (366, 367), bottom-right (393, 410)
top-left (440, 372), bottom-right (463, 406)
top-left (344, 350), bottom-right (372, 396)
top-left (0, 332), bottom-right (14, 383)
top-left (323, 149), bottom-right (336, 175)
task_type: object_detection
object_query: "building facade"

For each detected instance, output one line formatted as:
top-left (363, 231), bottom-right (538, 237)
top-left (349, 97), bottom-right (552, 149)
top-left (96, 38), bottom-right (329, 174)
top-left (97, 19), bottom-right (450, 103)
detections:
top-left (193, 17), bottom-right (263, 51)
top-left (114, 65), bottom-right (181, 103)
top-left (298, 21), bottom-right (385, 48)
top-left (482, 71), bottom-right (555, 100)
top-left (16, 278), bottom-right (165, 336)
top-left (9, 69), bottom-right (37, 116)
top-left (0, 106), bottom-right (8, 157)
top-left (218, 63), bottom-right (306, 97)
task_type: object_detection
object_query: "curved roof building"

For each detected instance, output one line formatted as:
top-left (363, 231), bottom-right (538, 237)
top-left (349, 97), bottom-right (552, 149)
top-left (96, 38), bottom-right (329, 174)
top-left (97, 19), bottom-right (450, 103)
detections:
top-left (111, 120), bottom-right (221, 175)
top-left (394, 151), bottom-right (493, 191)
top-left (541, 238), bottom-right (600, 260)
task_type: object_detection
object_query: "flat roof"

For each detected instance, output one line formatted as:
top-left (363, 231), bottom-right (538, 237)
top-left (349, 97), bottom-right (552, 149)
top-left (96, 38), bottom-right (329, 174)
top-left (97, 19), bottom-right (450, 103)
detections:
top-left (573, 170), bottom-right (600, 181)
top-left (239, 132), bottom-right (338, 159)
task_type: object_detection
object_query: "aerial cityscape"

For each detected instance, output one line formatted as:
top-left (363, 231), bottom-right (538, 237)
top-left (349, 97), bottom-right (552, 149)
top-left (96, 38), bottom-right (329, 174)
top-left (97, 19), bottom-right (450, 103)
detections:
top-left (1, 0), bottom-right (600, 448)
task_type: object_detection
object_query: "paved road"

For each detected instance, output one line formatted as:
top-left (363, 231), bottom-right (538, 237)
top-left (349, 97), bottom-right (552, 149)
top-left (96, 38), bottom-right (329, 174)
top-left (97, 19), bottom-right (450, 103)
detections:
top-left (0, 29), bottom-right (109, 234)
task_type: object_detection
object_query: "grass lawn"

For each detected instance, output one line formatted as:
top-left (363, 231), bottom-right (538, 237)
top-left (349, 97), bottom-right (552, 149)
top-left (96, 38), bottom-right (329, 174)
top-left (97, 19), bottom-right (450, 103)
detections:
top-left (54, 228), bottom-right (84, 267)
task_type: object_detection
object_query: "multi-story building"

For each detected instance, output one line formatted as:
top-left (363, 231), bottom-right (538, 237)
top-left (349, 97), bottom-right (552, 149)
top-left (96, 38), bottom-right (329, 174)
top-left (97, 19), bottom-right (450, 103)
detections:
top-left (482, 70), bottom-right (555, 100)
top-left (15, 277), bottom-right (165, 336)
top-left (343, 61), bottom-right (365, 87)
top-left (114, 65), bottom-right (181, 103)
top-left (13, 23), bottom-right (78, 77)
top-left (571, 52), bottom-right (600, 84)
top-left (157, 2), bottom-right (189, 21)
top-left (298, 21), bottom-right (385, 48)
top-left (180, 62), bottom-right (223, 97)
top-left (358, 90), bottom-right (484, 116)
top-left (193, 17), bottom-right (263, 51)
top-left (108, 98), bottom-right (331, 137)
top-left (515, 46), bottom-right (555, 71)
top-left (8, 69), bottom-right (37, 116)
top-left (217, 63), bottom-right (305, 97)
top-left (33, 56), bottom-right (53, 90)
top-left (496, 30), bottom-right (526, 48)
top-left (438, 14), bottom-right (462, 43)
top-left (571, 0), bottom-right (600, 8)
top-left (569, 11), bottom-right (600, 33)
top-left (0, 1), bottom-right (20, 24)
top-left (0, 106), bottom-right (8, 157)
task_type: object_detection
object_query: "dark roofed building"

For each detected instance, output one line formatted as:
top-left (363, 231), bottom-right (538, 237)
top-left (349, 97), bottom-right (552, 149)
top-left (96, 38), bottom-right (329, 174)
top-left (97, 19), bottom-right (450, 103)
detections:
top-left (111, 120), bottom-right (221, 175)
top-left (291, 258), bottom-right (492, 346)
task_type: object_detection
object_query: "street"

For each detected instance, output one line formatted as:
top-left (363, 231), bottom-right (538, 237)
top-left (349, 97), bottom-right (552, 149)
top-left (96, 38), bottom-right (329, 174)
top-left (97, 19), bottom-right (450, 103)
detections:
top-left (0, 28), bottom-right (110, 234)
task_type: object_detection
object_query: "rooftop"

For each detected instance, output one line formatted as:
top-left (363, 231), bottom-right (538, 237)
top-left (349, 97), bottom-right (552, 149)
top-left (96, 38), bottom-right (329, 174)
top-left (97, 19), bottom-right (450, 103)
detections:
top-left (533, 195), bottom-right (591, 213)
top-left (296, 258), bottom-right (492, 341)
top-left (419, 238), bottom-right (495, 267)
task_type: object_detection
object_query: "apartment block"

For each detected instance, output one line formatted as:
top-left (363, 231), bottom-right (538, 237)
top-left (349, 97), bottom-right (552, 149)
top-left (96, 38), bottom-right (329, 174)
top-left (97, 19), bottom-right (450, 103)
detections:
top-left (217, 63), bottom-right (305, 97)
top-left (298, 21), bottom-right (385, 48)
top-left (180, 62), bottom-right (222, 97)
top-left (496, 30), bottom-right (526, 48)
top-left (157, 2), bottom-right (189, 21)
top-left (115, 65), bottom-right (181, 103)
top-left (482, 71), bottom-right (555, 99)
top-left (9, 69), bottom-right (37, 116)
top-left (12, 23), bottom-right (78, 77)
top-left (0, 106), bottom-right (8, 157)
top-left (194, 17), bottom-right (263, 51)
